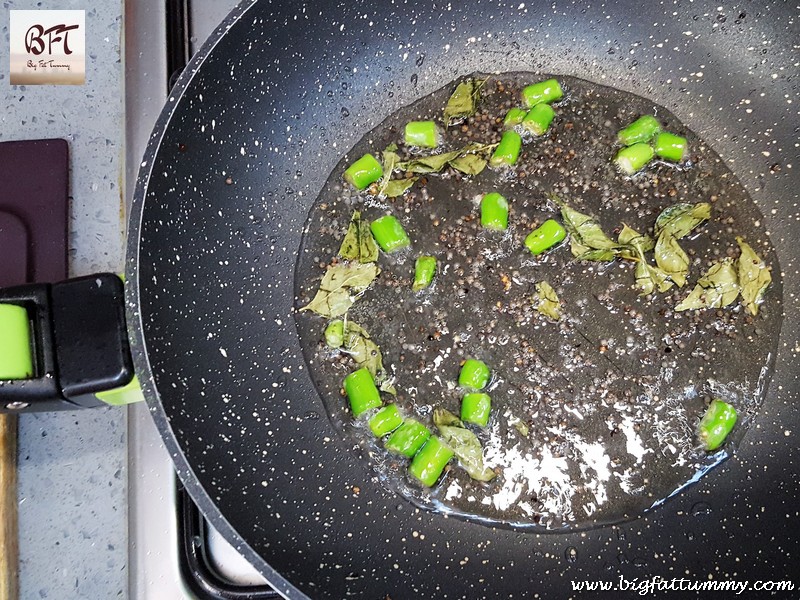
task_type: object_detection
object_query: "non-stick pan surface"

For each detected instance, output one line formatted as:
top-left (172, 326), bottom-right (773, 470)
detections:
top-left (128, 1), bottom-right (799, 597)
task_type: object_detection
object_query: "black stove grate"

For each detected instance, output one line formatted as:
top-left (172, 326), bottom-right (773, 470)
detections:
top-left (177, 485), bottom-right (281, 600)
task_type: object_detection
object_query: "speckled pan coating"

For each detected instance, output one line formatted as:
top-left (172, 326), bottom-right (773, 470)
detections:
top-left (126, 1), bottom-right (799, 598)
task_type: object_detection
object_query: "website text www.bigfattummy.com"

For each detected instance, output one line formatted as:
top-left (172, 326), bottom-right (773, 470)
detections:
top-left (570, 575), bottom-right (795, 596)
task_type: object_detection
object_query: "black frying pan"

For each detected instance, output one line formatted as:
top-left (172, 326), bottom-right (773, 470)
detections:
top-left (127, 0), bottom-right (799, 597)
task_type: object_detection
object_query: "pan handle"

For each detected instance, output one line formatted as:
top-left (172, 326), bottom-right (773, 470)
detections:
top-left (0, 273), bottom-right (141, 413)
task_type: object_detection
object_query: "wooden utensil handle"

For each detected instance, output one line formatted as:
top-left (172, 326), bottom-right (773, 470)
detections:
top-left (0, 414), bottom-right (18, 600)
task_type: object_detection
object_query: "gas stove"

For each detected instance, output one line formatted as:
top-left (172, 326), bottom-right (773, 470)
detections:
top-left (125, 1), bottom-right (279, 597)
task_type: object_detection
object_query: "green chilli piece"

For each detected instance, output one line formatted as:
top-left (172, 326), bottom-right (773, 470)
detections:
top-left (521, 78), bottom-right (563, 108)
top-left (409, 436), bottom-right (454, 487)
top-left (461, 393), bottom-right (491, 427)
top-left (413, 256), bottom-right (437, 292)
top-left (404, 121), bottom-right (440, 148)
top-left (521, 103), bottom-right (555, 136)
top-left (324, 320), bottom-right (344, 348)
top-left (458, 359), bottom-right (490, 390)
top-left (385, 419), bottom-right (431, 457)
top-left (524, 219), bottom-right (566, 255)
top-left (343, 367), bottom-right (382, 418)
top-left (0, 304), bottom-right (34, 380)
top-left (370, 215), bottom-right (410, 253)
top-left (618, 115), bottom-right (661, 146)
top-left (480, 192), bottom-right (509, 230)
top-left (489, 131), bottom-right (522, 168)
top-left (615, 142), bottom-right (654, 175)
top-left (369, 403), bottom-right (403, 436)
top-left (698, 399), bottom-right (738, 451)
top-left (344, 153), bottom-right (383, 190)
top-left (503, 107), bottom-right (527, 128)
top-left (654, 132), bottom-right (688, 162)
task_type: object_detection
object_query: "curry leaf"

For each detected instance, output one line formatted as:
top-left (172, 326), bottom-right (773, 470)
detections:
top-left (381, 143), bottom-right (401, 169)
top-left (618, 223), bottom-right (654, 260)
top-left (574, 247), bottom-right (620, 262)
top-left (443, 78), bottom-right (487, 127)
top-left (358, 221), bottom-right (379, 262)
top-left (675, 260), bottom-right (739, 311)
top-left (535, 281), bottom-right (562, 321)
top-left (338, 211), bottom-right (361, 261)
top-left (434, 408), bottom-right (461, 427)
top-left (512, 420), bottom-right (529, 438)
top-left (549, 194), bottom-right (621, 256)
top-left (449, 153), bottom-right (488, 176)
top-left (654, 202), bottom-right (711, 240)
top-left (654, 231), bottom-right (690, 287)
top-left (300, 262), bottom-right (380, 318)
top-left (383, 177), bottom-right (418, 198)
top-left (433, 408), bottom-right (496, 482)
top-left (398, 143), bottom-right (497, 176)
top-left (634, 260), bottom-right (673, 296)
top-left (330, 318), bottom-right (396, 394)
top-left (401, 150), bottom-right (462, 174)
top-left (620, 224), bottom-right (673, 295)
top-left (338, 211), bottom-right (378, 263)
top-left (569, 238), bottom-right (619, 262)
top-left (736, 236), bottom-right (771, 316)
top-left (376, 144), bottom-right (403, 196)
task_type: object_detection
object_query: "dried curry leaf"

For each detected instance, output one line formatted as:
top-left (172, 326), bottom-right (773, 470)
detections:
top-left (535, 281), bottom-right (562, 321)
top-left (433, 408), bottom-right (461, 428)
top-left (338, 211), bottom-right (378, 263)
top-left (618, 224), bottom-right (672, 295)
top-left (654, 231), bottom-right (690, 287)
top-left (333, 318), bottom-right (396, 394)
top-left (675, 260), bottom-right (739, 312)
top-left (449, 153), bottom-right (488, 176)
top-left (338, 211), bottom-right (361, 261)
top-left (433, 408), bottom-right (496, 482)
top-left (634, 260), bottom-right (674, 296)
top-left (618, 223), bottom-right (654, 260)
top-left (512, 420), bottom-right (529, 437)
top-left (382, 177), bottom-right (418, 198)
top-left (654, 202), bottom-right (711, 240)
top-left (378, 144), bottom-right (416, 198)
top-left (397, 143), bottom-right (496, 176)
top-left (736, 236), bottom-right (771, 316)
top-left (300, 262), bottom-right (380, 318)
top-left (358, 221), bottom-right (379, 262)
top-left (443, 78), bottom-right (487, 127)
top-left (401, 150), bottom-right (462, 174)
top-left (573, 248), bottom-right (620, 262)
top-left (549, 194), bottom-right (621, 257)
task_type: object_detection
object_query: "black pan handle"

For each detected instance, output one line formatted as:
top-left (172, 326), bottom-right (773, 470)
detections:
top-left (0, 273), bottom-right (137, 413)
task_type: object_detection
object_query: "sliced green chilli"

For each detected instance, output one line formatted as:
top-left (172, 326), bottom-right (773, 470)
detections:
top-left (521, 78), bottom-right (563, 107)
top-left (458, 359), bottom-right (490, 390)
top-left (524, 219), bottom-right (567, 255)
top-left (343, 367), bottom-right (382, 417)
top-left (385, 420), bottom-right (431, 457)
top-left (344, 154), bottom-right (383, 189)
top-left (461, 393), bottom-right (491, 427)
top-left (369, 404), bottom-right (403, 436)
top-left (409, 436), bottom-right (454, 486)
top-left (413, 256), bottom-right (437, 291)
top-left (370, 215), bottom-right (410, 253)
top-left (480, 192), bottom-right (509, 230)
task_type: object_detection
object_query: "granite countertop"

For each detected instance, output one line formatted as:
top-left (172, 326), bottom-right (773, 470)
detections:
top-left (1, 3), bottom-right (127, 599)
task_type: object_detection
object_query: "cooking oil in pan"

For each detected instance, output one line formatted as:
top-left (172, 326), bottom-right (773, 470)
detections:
top-left (294, 73), bottom-right (782, 530)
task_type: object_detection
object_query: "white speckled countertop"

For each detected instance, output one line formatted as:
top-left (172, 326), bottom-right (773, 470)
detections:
top-left (1, 2), bottom-right (127, 599)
